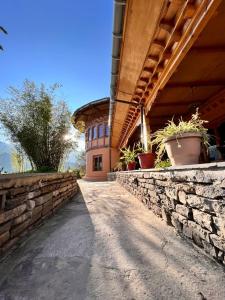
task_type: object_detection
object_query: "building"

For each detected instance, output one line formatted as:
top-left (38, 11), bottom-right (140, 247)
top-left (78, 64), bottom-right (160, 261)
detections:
top-left (73, 0), bottom-right (225, 181)
top-left (107, 0), bottom-right (225, 265)
top-left (72, 97), bottom-right (119, 181)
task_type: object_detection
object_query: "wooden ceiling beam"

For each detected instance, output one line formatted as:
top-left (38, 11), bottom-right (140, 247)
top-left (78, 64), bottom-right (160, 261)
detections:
top-left (149, 115), bottom-right (174, 120)
top-left (166, 80), bottom-right (225, 87)
top-left (183, 3), bottom-right (197, 19)
top-left (191, 45), bottom-right (225, 53)
top-left (147, 83), bottom-right (154, 89)
top-left (153, 99), bottom-right (206, 107)
top-left (169, 0), bottom-right (186, 4)
top-left (156, 63), bottom-right (164, 72)
top-left (173, 29), bottom-right (182, 42)
top-left (152, 75), bottom-right (159, 83)
top-left (163, 50), bottom-right (173, 60)
top-left (118, 0), bottom-right (221, 149)
top-left (145, 0), bottom-right (222, 114)
top-left (144, 91), bottom-right (150, 97)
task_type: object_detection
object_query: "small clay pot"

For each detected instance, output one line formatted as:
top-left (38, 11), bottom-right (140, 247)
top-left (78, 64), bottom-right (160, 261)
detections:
top-left (138, 152), bottom-right (155, 169)
top-left (127, 161), bottom-right (136, 171)
top-left (164, 132), bottom-right (202, 166)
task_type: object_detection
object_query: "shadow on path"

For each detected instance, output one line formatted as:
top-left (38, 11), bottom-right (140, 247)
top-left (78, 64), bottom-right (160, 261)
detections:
top-left (0, 192), bottom-right (95, 300)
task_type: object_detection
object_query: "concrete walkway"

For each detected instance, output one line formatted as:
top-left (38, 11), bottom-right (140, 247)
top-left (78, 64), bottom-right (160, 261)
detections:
top-left (0, 180), bottom-right (225, 300)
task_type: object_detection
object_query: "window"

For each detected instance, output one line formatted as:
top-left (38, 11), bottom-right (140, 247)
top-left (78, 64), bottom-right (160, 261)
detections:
top-left (93, 155), bottom-right (102, 171)
top-left (92, 126), bottom-right (97, 139)
top-left (87, 128), bottom-right (92, 141)
top-left (105, 124), bottom-right (109, 137)
top-left (98, 124), bottom-right (104, 138)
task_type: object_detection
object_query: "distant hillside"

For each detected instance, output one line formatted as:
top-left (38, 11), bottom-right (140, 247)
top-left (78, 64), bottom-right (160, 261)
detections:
top-left (0, 141), bottom-right (13, 173)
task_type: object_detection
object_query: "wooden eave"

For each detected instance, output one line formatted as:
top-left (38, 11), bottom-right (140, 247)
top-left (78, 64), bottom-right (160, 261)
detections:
top-left (112, 0), bottom-right (222, 148)
top-left (72, 98), bottom-right (109, 131)
top-left (111, 0), bottom-right (166, 148)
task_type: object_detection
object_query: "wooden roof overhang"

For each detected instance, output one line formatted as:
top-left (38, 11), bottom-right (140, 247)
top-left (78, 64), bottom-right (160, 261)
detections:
top-left (71, 97), bottom-right (110, 132)
top-left (111, 0), bottom-right (223, 148)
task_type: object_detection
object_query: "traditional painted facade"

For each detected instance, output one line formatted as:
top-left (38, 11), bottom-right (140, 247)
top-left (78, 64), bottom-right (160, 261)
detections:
top-left (72, 98), bottom-right (119, 181)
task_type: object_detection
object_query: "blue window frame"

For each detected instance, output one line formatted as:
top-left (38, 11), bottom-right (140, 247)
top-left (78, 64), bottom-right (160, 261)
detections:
top-left (105, 124), bottom-right (109, 137)
top-left (98, 124), bottom-right (105, 138)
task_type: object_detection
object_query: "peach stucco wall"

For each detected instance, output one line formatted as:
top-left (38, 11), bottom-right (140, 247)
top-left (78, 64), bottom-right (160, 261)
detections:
top-left (85, 147), bottom-right (119, 181)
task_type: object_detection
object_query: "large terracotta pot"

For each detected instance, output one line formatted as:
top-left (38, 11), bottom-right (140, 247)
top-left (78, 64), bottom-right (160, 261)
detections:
top-left (127, 161), bottom-right (136, 171)
top-left (164, 132), bottom-right (202, 166)
top-left (138, 152), bottom-right (155, 169)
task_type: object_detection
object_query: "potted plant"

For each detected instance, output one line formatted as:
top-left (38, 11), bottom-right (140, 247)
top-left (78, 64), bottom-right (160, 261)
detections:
top-left (120, 146), bottom-right (137, 170)
top-left (152, 110), bottom-right (209, 166)
top-left (136, 140), bottom-right (155, 169)
top-left (114, 161), bottom-right (126, 171)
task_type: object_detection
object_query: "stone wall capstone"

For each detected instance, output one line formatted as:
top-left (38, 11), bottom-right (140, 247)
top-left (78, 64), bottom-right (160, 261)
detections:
top-left (115, 164), bottom-right (225, 264)
top-left (0, 172), bottom-right (78, 256)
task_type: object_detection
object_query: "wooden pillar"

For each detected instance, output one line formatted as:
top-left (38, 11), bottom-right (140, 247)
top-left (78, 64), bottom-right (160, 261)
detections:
top-left (140, 105), bottom-right (144, 147)
top-left (143, 109), bottom-right (151, 151)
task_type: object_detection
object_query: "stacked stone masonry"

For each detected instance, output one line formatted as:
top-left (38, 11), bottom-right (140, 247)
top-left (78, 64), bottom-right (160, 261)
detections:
top-left (116, 166), bottom-right (225, 265)
top-left (0, 173), bottom-right (78, 255)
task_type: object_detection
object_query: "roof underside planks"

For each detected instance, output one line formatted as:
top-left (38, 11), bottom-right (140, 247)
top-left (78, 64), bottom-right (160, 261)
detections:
top-left (111, 0), bottom-right (165, 148)
top-left (150, 0), bottom-right (225, 131)
top-left (111, 0), bottom-right (223, 147)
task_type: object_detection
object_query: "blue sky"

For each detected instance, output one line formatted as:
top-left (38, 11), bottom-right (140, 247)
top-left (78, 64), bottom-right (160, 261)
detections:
top-left (0, 0), bottom-right (113, 114)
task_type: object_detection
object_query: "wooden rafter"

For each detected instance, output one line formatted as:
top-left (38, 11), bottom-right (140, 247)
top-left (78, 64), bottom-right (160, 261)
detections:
top-left (159, 19), bottom-right (174, 33)
top-left (143, 66), bottom-right (154, 73)
top-left (148, 54), bottom-right (159, 62)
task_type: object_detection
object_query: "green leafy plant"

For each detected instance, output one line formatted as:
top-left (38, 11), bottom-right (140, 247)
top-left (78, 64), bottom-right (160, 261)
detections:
top-left (120, 146), bottom-right (137, 164)
top-left (155, 159), bottom-right (171, 169)
top-left (135, 138), bottom-right (153, 153)
top-left (114, 161), bottom-right (126, 171)
top-left (152, 110), bottom-right (209, 164)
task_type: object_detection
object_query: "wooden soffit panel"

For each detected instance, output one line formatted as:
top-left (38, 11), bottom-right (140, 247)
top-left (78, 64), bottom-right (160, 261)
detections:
top-left (113, 0), bottom-right (222, 147)
top-left (112, 0), bottom-right (165, 148)
top-left (116, 0), bottom-right (165, 100)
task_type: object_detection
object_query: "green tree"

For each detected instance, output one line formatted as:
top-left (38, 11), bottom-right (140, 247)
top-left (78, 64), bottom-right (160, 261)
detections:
top-left (11, 148), bottom-right (25, 173)
top-left (0, 80), bottom-right (75, 172)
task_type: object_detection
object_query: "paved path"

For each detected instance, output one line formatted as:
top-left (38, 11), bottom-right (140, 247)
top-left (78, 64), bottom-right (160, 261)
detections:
top-left (0, 180), bottom-right (225, 300)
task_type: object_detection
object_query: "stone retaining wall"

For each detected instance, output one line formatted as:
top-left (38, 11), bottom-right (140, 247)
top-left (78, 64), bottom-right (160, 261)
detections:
top-left (116, 164), bottom-right (225, 264)
top-left (0, 172), bottom-right (78, 255)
